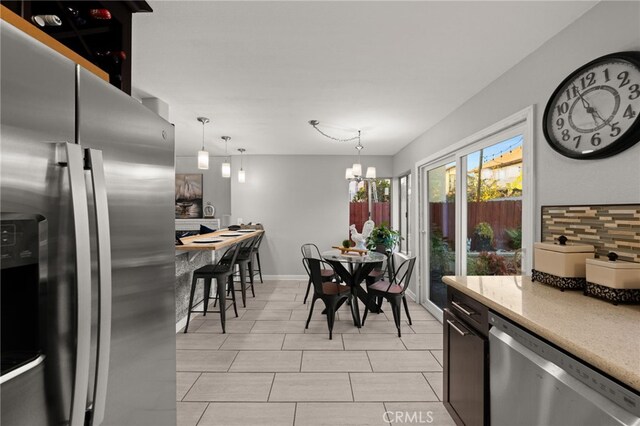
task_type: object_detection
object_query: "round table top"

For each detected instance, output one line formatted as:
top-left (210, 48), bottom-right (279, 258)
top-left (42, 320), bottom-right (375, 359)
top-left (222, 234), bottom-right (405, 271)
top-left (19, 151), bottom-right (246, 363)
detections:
top-left (321, 249), bottom-right (386, 264)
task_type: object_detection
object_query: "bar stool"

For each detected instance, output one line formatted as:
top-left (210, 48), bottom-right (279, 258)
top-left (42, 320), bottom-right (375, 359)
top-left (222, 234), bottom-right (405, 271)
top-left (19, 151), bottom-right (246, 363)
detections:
top-left (234, 236), bottom-right (261, 307)
top-left (183, 242), bottom-right (242, 334)
top-left (251, 232), bottom-right (265, 283)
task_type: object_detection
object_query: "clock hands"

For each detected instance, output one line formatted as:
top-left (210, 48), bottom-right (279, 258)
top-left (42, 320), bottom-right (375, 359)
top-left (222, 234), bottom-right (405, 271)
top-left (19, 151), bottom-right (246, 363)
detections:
top-left (572, 85), bottom-right (615, 131)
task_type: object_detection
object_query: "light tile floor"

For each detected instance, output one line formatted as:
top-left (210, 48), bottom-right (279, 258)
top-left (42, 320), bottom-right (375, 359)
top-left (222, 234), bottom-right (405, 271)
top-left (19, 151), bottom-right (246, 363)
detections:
top-left (177, 280), bottom-right (455, 426)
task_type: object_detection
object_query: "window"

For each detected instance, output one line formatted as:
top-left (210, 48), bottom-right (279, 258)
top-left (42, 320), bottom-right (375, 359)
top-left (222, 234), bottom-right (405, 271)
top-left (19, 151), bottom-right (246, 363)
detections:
top-left (398, 174), bottom-right (411, 253)
top-left (349, 179), bottom-right (391, 239)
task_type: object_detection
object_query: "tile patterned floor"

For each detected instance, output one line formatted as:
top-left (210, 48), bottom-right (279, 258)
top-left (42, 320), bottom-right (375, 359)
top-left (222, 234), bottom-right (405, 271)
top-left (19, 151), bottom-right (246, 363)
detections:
top-left (177, 280), bottom-right (455, 426)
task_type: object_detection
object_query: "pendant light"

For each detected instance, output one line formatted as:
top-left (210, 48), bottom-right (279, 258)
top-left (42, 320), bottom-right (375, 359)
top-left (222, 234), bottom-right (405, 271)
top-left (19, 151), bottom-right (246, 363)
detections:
top-left (221, 136), bottom-right (231, 178)
top-left (351, 131), bottom-right (362, 176)
top-left (197, 117), bottom-right (210, 170)
top-left (307, 120), bottom-right (376, 181)
top-left (237, 148), bottom-right (246, 183)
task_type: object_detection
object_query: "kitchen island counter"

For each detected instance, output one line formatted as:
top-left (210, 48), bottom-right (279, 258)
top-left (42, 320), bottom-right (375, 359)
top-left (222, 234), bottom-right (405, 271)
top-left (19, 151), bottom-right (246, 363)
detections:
top-left (174, 229), bottom-right (264, 329)
top-left (442, 275), bottom-right (640, 391)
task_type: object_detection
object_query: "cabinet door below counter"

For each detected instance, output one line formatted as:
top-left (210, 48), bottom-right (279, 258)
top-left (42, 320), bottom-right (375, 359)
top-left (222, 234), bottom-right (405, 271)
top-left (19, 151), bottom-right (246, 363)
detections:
top-left (444, 286), bottom-right (490, 426)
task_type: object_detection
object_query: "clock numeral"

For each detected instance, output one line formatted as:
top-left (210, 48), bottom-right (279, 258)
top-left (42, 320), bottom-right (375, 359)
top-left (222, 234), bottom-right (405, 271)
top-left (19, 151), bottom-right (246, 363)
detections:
top-left (591, 133), bottom-right (602, 146)
top-left (565, 86), bottom-right (579, 101)
top-left (556, 117), bottom-right (565, 130)
top-left (609, 122), bottom-right (621, 138)
top-left (556, 102), bottom-right (569, 116)
top-left (629, 84), bottom-right (640, 100)
top-left (573, 135), bottom-right (581, 149)
top-left (603, 68), bottom-right (610, 82)
top-left (617, 71), bottom-right (630, 88)
top-left (623, 104), bottom-right (637, 119)
top-left (580, 72), bottom-right (596, 90)
top-left (561, 129), bottom-right (570, 142)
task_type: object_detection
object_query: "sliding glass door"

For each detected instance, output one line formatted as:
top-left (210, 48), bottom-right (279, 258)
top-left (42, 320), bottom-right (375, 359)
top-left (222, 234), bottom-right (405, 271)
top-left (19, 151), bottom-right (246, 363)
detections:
top-left (424, 159), bottom-right (457, 310)
top-left (418, 114), bottom-right (532, 317)
top-left (465, 135), bottom-right (523, 276)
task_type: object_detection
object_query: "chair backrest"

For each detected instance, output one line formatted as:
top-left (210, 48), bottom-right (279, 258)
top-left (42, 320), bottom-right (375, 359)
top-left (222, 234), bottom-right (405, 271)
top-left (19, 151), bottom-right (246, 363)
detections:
top-left (300, 243), bottom-right (321, 260)
top-left (252, 231), bottom-right (265, 250)
top-left (303, 257), bottom-right (339, 296)
top-left (218, 242), bottom-right (243, 271)
top-left (388, 253), bottom-right (416, 294)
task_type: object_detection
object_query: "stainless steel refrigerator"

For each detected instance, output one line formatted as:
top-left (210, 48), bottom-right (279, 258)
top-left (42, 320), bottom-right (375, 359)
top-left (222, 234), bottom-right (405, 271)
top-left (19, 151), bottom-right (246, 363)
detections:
top-left (1, 21), bottom-right (177, 426)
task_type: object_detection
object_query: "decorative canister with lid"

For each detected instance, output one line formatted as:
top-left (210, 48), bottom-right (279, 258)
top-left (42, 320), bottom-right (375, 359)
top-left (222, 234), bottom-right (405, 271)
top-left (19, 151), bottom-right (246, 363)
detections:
top-left (585, 252), bottom-right (640, 304)
top-left (531, 235), bottom-right (595, 290)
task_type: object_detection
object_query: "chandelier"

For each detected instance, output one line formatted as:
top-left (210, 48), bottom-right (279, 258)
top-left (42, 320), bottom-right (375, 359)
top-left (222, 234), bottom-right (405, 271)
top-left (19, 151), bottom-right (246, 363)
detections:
top-left (308, 120), bottom-right (376, 181)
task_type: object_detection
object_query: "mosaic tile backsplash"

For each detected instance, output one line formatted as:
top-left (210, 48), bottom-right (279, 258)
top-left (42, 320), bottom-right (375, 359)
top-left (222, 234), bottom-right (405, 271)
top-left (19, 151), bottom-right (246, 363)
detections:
top-left (541, 204), bottom-right (640, 263)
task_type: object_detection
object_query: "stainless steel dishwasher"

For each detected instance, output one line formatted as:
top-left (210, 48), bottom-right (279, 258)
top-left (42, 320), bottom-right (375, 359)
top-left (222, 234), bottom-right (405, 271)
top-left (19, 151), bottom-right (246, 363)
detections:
top-left (489, 312), bottom-right (640, 426)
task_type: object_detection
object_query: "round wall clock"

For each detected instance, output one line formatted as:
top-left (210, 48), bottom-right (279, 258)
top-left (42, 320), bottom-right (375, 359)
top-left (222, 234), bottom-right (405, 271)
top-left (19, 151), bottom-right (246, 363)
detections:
top-left (542, 51), bottom-right (640, 159)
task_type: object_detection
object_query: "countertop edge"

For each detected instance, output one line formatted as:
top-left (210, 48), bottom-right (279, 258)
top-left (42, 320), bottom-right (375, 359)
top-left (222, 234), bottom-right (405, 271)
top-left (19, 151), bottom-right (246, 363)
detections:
top-left (442, 276), bottom-right (640, 392)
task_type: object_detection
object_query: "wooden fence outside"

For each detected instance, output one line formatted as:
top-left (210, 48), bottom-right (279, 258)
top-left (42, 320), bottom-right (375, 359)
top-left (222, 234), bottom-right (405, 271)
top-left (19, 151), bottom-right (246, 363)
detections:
top-left (429, 200), bottom-right (522, 250)
top-left (349, 202), bottom-right (391, 237)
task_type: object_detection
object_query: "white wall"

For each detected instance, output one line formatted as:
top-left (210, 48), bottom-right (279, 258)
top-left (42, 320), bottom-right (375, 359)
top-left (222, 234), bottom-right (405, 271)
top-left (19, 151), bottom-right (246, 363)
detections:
top-left (176, 156), bottom-right (232, 218)
top-left (394, 1), bottom-right (640, 276)
top-left (231, 155), bottom-right (393, 276)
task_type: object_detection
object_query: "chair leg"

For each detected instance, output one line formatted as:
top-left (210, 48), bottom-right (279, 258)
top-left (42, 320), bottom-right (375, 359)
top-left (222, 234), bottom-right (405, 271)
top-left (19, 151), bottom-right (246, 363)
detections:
top-left (305, 296), bottom-right (317, 329)
top-left (184, 275), bottom-right (198, 333)
top-left (402, 295), bottom-right (412, 325)
top-left (303, 278), bottom-right (312, 304)
top-left (218, 278), bottom-right (226, 333)
top-left (390, 297), bottom-right (402, 337)
top-left (239, 263), bottom-right (247, 307)
top-left (248, 261), bottom-right (256, 297)
top-left (325, 301), bottom-right (336, 340)
top-left (228, 275), bottom-right (239, 318)
top-left (256, 251), bottom-right (264, 283)
top-left (203, 278), bottom-right (212, 316)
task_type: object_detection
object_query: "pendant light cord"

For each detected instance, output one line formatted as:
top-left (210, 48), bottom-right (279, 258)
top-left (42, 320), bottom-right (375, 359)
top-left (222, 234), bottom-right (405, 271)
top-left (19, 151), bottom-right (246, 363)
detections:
top-left (201, 121), bottom-right (206, 150)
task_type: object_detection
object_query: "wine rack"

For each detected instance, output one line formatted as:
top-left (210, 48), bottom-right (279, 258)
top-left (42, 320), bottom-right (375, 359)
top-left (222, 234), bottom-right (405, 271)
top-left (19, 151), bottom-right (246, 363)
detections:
top-left (1, 1), bottom-right (151, 94)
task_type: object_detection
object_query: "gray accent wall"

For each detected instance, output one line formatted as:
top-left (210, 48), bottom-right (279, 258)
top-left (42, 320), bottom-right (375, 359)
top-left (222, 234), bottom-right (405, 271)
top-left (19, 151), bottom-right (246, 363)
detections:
top-left (393, 1), bottom-right (640, 278)
top-left (230, 155), bottom-right (393, 276)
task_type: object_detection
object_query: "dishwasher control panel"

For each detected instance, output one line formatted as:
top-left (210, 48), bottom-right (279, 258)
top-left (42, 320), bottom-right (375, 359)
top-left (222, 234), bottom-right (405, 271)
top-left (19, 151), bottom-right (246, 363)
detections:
top-left (489, 312), bottom-right (640, 419)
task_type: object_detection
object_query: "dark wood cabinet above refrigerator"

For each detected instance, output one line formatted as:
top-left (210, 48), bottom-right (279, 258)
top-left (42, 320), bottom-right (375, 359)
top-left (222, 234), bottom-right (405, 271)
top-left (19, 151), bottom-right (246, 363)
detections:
top-left (1, 0), bottom-right (151, 94)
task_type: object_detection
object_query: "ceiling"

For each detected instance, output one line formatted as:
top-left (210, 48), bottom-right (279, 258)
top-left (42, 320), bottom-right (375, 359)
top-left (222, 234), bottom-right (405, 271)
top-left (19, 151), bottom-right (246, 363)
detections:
top-left (132, 1), bottom-right (596, 157)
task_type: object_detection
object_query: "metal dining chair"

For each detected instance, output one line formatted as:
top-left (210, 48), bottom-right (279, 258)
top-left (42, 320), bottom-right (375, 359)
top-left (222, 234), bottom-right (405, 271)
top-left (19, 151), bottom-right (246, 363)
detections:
top-left (361, 253), bottom-right (416, 337)
top-left (301, 243), bottom-right (336, 304)
top-left (304, 257), bottom-right (358, 339)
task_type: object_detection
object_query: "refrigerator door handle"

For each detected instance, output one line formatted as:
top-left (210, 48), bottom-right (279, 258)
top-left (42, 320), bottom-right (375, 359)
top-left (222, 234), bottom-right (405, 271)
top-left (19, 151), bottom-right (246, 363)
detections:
top-left (57, 143), bottom-right (92, 426)
top-left (86, 149), bottom-right (112, 426)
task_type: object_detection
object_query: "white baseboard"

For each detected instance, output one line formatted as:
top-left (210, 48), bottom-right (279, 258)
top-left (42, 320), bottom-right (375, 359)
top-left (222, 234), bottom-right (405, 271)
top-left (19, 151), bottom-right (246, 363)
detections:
top-left (406, 289), bottom-right (417, 302)
top-left (262, 275), bottom-right (307, 280)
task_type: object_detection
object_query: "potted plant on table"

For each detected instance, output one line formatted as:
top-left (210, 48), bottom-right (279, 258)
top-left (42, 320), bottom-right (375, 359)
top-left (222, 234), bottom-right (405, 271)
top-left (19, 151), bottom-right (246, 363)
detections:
top-left (366, 223), bottom-right (401, 253)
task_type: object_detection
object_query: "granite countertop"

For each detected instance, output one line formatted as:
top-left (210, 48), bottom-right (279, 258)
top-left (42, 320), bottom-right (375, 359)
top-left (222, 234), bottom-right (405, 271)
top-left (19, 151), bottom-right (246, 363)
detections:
top-left (442, 275), bottom-right (640, 391)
